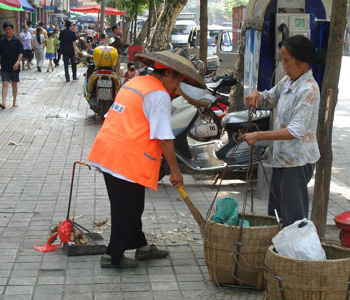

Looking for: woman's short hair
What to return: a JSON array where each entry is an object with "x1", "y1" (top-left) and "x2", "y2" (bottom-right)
[{"x1": 279, "y1": 35, "x2": 326, "y2": 65}]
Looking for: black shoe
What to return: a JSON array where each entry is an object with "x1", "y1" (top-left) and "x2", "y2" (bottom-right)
[
  {"x1": 73, "y1": 77, "x2": 78, "y2": 80},
  {"x1": 135, "y1": 245, "x2": 169, "y2": 261},
  {"x1": 66, "y1": 79, "x2": 70, "y2": 82},
  {"x1": 38, "y1": 67, "x2": 41, "y2": 72},
  {"x1": 100, "y1": 255, "x2": 139, "y2": 268}
]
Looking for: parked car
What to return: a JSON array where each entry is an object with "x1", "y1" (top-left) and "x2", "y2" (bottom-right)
[
  {"x1": 186, "y1": 25, "x2": 227, "y2": 74},
  {"x1": 216, "y1": 28, "x2": 241, "y2": 75},
  {"x1": 187, "y1": 26, "x2": 241, "y2": 75},
  {"x1": 170, "y1": 20, "x2": 197, "y2": 48}
]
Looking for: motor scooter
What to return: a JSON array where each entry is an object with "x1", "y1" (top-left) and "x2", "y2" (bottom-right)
[
  {"x1": 159, "y1": 81, "x2": 270, "y2": 181},
  {"x1": 83, "y1": 46, "x2": 119, "y2": 121}
]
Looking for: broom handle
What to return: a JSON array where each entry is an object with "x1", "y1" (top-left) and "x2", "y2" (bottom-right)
[{"x1": 178, "y1": 187, "x2": 206, "y2": 235}]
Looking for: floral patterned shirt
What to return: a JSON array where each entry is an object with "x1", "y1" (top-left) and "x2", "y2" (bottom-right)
[{"x1": 259, "y1": 69, "x2": 320, "y2": 168}]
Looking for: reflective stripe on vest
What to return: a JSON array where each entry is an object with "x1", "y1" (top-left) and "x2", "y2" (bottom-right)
[{"x1": 87, "y1": 76, "x2": 167, "y2": 191}]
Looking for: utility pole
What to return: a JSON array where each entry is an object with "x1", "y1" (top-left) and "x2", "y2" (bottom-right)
[
  {"x1": 100, "y1": 0, "x2": 105, "y2": 36},
  {"x1": 199, "y1": 0, "x2": 208, "y2": 77}
]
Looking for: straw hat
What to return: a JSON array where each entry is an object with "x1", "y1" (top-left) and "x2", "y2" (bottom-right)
[{"x1": 135, "y1": 48, "x2": 206, "y2": 89}]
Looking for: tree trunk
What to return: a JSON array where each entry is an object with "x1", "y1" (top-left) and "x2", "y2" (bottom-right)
[
  {"x1": 147, "y1": 0, "x2": 189, "y2": 52},
  {"x1": 134, "y1": 7, "x2": 138, "y2": 43},
  {"x1": 110, "y1": 1, "x2": 116, "y2": 27},
  {"x1": 311, "y1": 0, "x2": 347, "y2": 238},
  {"x1": 123, "y1": 16, "x2": 133, "y2": 44},
  {"x1": 228, "y1": 26, "x2": 246, "y2": 112},
  {"x1": 147, "y1": 0, "x2": 155, "y2": 44},
  {"x1": 199, "y1": 0, "x2": 208, "y2": 77},
  {"x1": 134, "y1": 1, "x2": 160, "y2": 46}
]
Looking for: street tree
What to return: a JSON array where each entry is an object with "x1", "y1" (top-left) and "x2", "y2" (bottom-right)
[
  {"x1": 134, "y1": 1, "x2": 163, "y2": 46},
  {"x1": 311, "y1": 0, "x2": 348, "y2": 238},
  {"x1": 147, "y1": 0, "x2": 189, "y2": 52}
]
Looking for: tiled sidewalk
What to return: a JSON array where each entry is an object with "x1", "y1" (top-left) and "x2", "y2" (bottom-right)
[{"x1": 0, "y1": 62, "x2": 349, "y2": 300}]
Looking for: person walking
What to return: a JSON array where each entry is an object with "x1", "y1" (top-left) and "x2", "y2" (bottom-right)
[
  {"x1": 0, "y1": 22, "x2": 23, "y2": 109},
  {"x1": 20, "y1": 25, "x2": 33, "y2": 70},
  {"x1": 87, "y1": 48, "x2": 205, "y2": 268},
  {"x1": 242, "y1": 35, "x2": 327, "y2": 228},
  {"x1": 59, "y1": 20, "x2": 77, "y2": 82},
  {"x1": 45, "y1": 32, "x2": 55, "y2": 72},
  {"x1": 32, "y1": 27, "x2": 45, "y2": 72},
  {"x1": 53, "y1": 27, "x2": 61, "y2": 67},
  {"x1": 85, "y1": 26, "x2": 94, "y2": 44}
]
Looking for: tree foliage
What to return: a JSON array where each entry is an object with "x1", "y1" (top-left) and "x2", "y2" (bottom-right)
[{"x1": 219, "y1": 0, "x2": 248, "y2": 20}]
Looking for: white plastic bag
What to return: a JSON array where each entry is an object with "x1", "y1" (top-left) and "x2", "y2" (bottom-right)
[{"x1": 272, "y1": 218, "x2": 326, "y2": 260}]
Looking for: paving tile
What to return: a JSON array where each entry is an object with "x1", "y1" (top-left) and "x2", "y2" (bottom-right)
[
  {"x1": 151, "y1": 281, "x2": 179, "y2": 291},
  {"x1": 5, "y1": 285, "x2": 34, "y2": 295},
  {"x1": 94, "y1": 293, "x2": 123, "y2": 300}
]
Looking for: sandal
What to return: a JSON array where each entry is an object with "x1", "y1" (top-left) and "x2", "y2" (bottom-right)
[{"x1": 0, "y1": 104, "x2": 6, "y2": 109}]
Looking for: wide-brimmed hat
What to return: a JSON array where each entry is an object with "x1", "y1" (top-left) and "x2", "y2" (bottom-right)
[{"x1": 135, "y1": 48, "x2": 205, "y2": 89}]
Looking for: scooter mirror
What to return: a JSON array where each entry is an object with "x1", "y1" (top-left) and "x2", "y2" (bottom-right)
[
  {"x1": 196, "y1": 60, "x2": 205, "y2": 73},
  {"x1": 178, "y1": 82, "x2": 216, "y2": 108}
]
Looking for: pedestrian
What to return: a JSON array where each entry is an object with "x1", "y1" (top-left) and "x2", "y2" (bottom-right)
[
  {"x1": 242, "y1": 35, "x2": 327, "y2": 228},
  {"x1": 0, "y1": 22, "x2": 23, "y2": 109},
  {"x1": 85, "y1": 26, "x2": 94, "y2": 44},
  {"x1": 99, "y1": 33, "x2": 107, "y2": 46},
  {"x1": 109, "y1": 25, "x2": 124, "y2": 53},
  {"x1": 59, "y1": 20, "x2": 78, "y2": 82},
  {"x1": 87, "y1": 48, "x2": 205, "y2": 268},
  {"x1": 34, "y1": 21, "x2": 47, "y2": 38},
  {"x1": 31, "y1": 27, "x2": 45, "y2": 72},
  {"x1": 53, "y1": 27, "x2": 61, "y2": 67},
  {"x1": 27, "y1": 20, "x2": 34, "y2": 35},
  {"x1": 45, "y1": 32, "x2": 55, "y2": 72},
  {"x1": 20, "y1": 25, "x2": 33, "y2": 70},
  {"x1": 47, "y1": 21, "x2": 55, "y2": 34},
  {"x1": 123, "y1": 61, "x2": 138, "y2": 85}
]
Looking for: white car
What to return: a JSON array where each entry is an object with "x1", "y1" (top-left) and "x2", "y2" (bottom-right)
[{"x1": 170, "y1": 20, "x2": 197, "y2": 48}]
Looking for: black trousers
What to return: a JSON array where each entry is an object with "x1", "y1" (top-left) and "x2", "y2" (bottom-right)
[
  {"x1": 63, "y1": 54, "x2": 77, "y2": 81},
  {"x1": 103, "y1": 172, "x2": 148, "y2": 265},
  {"x1": 268, "y1": 164, "x2": 315, "y2": 228},
  {"x1": 54, "y1": 48, "x2": 61, "y2": 66}
]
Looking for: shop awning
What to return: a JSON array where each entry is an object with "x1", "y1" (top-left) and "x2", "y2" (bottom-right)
[
  {"x1": 70, "y1": 5, "x2": 124, "y2": 16},
  {"x1": 19, "y1": 0, "x2": 34, "y2": 12},
  {"x1": 0, "y1": 0, "x2": 24, "y2": 10}
]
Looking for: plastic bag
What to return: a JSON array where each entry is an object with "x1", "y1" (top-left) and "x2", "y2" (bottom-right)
[
  {"x1": 34, "y1": 219, "x2": 73, "y2": 253},
  {"x1": 272, "y1": 218, "x2": 326, "y2": 260},
  {"x1": 212, "y1": 197, "x2": 249, "y2": 227}
]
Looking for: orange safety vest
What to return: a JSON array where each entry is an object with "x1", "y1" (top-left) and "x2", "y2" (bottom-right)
[{"x1": 87, "y1": 75, "x2": 168, "y2": 191}]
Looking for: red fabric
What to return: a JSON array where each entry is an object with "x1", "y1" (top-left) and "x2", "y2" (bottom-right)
[
  {"x1": 154, "y1": 62, "x2": 169, "y2": 69},
  {"x1": 34, "y1": 219, "x2": 73, "y2": 253},
  {"x1": 70, "y1": 5, "x2": 124, "y2": 15},
  {"x1": 0, "y1": 0, "x2": 21, "y2": 8}
]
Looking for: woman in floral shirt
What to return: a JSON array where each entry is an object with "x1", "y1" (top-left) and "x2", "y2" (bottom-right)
[{"x1": 243, "y1": 35, "x2": 326, "y2": 227}]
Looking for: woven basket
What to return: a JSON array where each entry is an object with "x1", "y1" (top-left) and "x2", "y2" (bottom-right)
[
  {"x1": 264, "y1": 244, "x2": 350, "y2": 300},
  {"x1": 204, "y1": 213, "x2": 279, "y2": 289}
]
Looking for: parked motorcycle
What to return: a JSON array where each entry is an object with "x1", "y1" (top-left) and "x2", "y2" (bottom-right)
[
  {"x1": 159, "y1": 81, "x2": 270, "y2": 180},
  {"x1": 83, "y1": 46, "x2": 119, "y2": 121}
]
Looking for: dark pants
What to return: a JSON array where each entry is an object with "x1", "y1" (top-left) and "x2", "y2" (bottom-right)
[
  {"x1": 63, "y1": 54, "x2": 77, "y2": 81},
  {"x1": 54, "y1": 48, "x2": 61, "y2": 66},
  {"x1": 103, "y1": 172, "x2": 148, "y2": 265},
  {"x1": 268, "y1": 164, "x2": 315, "y2": 228}
]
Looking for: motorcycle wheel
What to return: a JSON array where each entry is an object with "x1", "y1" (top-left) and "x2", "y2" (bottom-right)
[{"x1": 99, "y1": 101, "x2": 111, "y2": 122}]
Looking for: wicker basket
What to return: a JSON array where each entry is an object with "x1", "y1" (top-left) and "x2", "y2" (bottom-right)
[
  {"x1": 264, "y1": 244, "x2": 350, "y2": 300},
  {"x1": 204, "y1": 213, "x2": 279, "y2": 289}
]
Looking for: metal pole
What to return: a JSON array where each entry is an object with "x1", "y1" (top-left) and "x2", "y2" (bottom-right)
[{"x1": 100, "y1": 0, "x2": 105, "y2": 36}]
